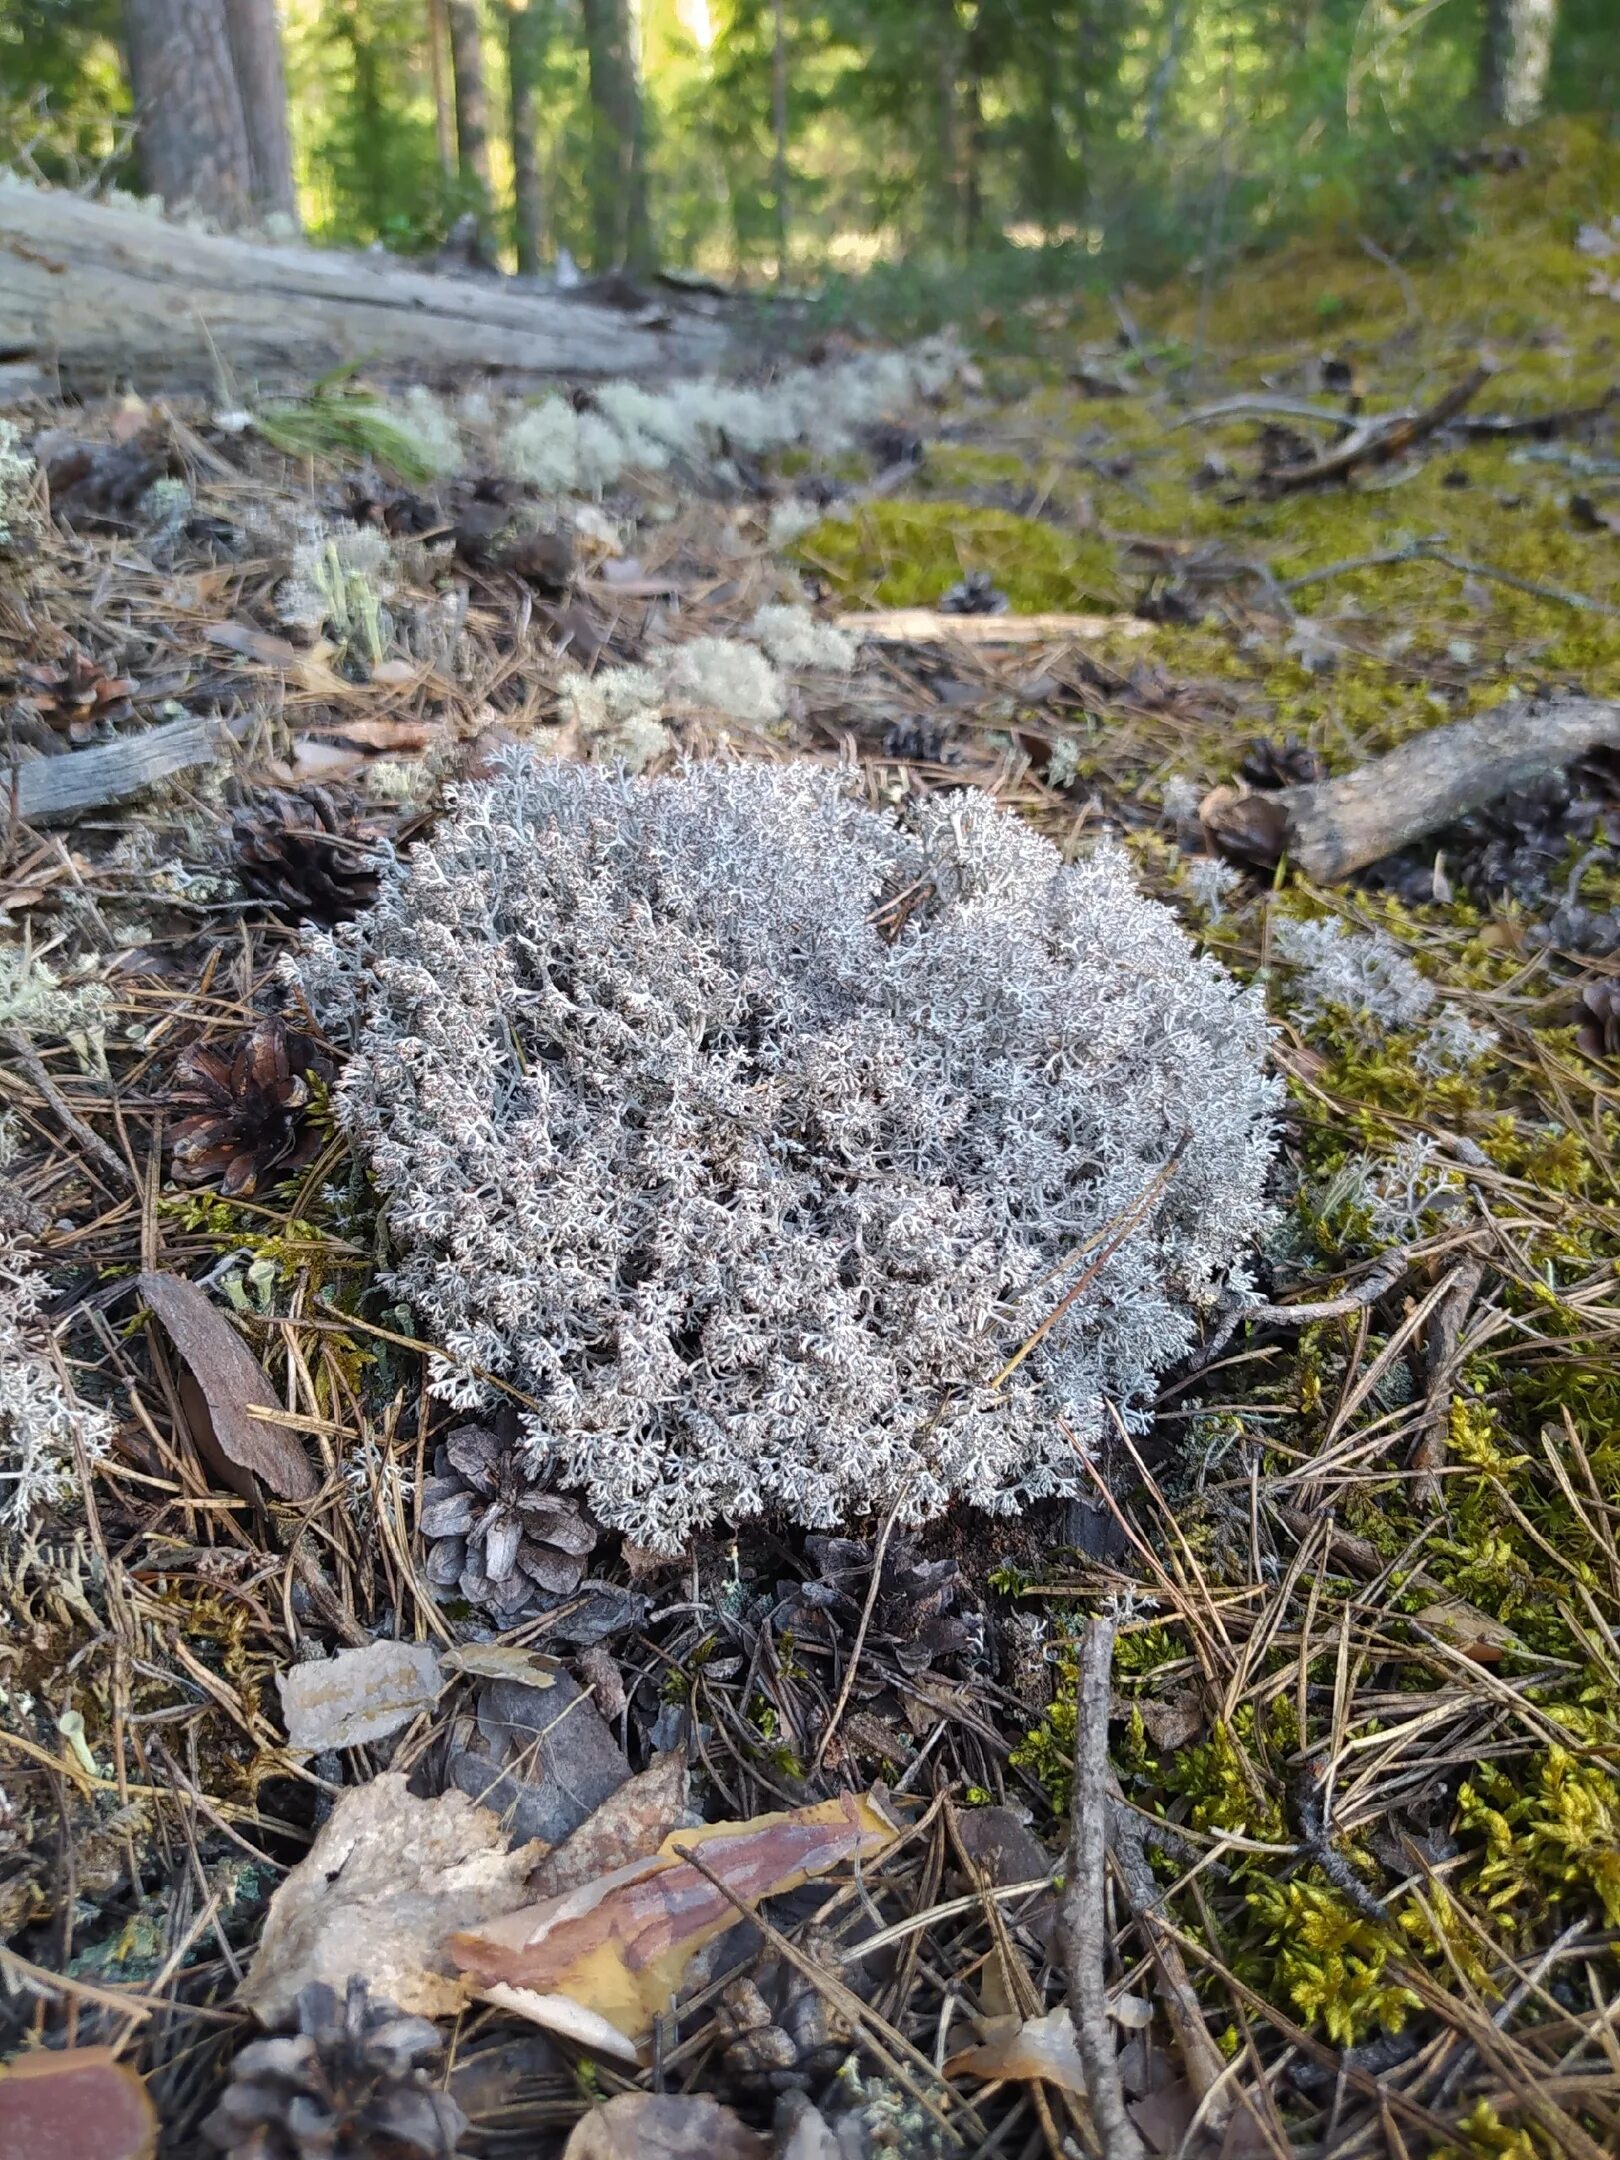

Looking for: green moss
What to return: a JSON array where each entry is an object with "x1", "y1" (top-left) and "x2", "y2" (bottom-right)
[
  {"x1": 794, "y1": 499, "x2": 1121, "y2": 611},
  {"x1": 1246, "y1": 1879, "x2": 1420, "y2": 2048},
  {"x1": 1459, "y1": 1749, "x2": 1620, "y2": 1934}
]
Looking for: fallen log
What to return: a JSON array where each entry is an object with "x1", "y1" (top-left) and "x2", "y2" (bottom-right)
[
  {"x1": 1202, "y1": 693, "x2": 1620, "y2": 882},
  {"x1": 0, "y1": 183, "x2": 730, "y2": 396}
]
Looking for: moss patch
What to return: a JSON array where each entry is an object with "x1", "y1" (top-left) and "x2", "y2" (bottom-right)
[{"x1": 794, "y1": 498, "x2": 1121, "y2": 611}]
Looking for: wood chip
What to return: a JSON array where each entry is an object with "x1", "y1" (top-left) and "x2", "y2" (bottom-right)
[{"x1": 837, "y1": 609, "x2": 1151, "y2": 645}]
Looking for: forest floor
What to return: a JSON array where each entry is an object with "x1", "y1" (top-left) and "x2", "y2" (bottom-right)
[{"x1": 5, "y1": 118, "x2": 1620, "y2": 2160}]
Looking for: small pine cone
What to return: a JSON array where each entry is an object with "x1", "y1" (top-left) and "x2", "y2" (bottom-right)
[
  {"x1": 1578, "y1": 980, "x2": 1620, "y2": 1061},
  {"x1": 1238, "y1": 736, "x2": 1321, "y2": 791},
  {"x1": 718, "y1": 1930, "x2": 854, "y2": 2096},
  {"x1": 421, "y1": 1423, "x2": 596, "y2": 1618},
  {"x1": 203, "y1": 1977, "x2": 464, "y2": 2158},
  {"x1": 938, "y1": 571, "x2": 1009, "y2": 616},
  {"x1": 232, "y1": 786, "x2": 386, "y2": 925},
  {"x1": 170, "y1": 1016, "x2": 333, "y2": 1198}
]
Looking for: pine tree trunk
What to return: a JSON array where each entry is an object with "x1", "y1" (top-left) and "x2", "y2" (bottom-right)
[
  {"x1": 505, "y1": 0, "x2": 549, "y2": 275},
  {"x1": 771, "y1": 0, "x2": 789, "y2": 279},
  {"x1": 446, "y1": 0, "x2": 495, "y2": 229},
  {"x1": 122, "y1": 0, "x2": 256, "y2": 226},
  {"x1": 428, "y1": 0, "x2": 458, "y2": 176},
  {"x1": 581, "y1": 0, "x2": 652, "y2": 270},
  {"x1": 1481, "y1": 0, "x2": 1559, "y2": 126},
  {"x1": 223, "y1": 0, "x2": 299, "y2": 224}
]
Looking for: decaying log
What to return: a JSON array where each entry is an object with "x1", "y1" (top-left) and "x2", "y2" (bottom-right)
[
  {"x1": 1204, "y1": 694, "x2": 1620, "y2": 882},
  {"x1": 0, "y1": 183, "x2": 730, "y2": 395}
]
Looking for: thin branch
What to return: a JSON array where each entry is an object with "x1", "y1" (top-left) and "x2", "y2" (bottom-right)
[{"x1": 1057, "y1": 1611, "x2": 1144, "y2": 2160}]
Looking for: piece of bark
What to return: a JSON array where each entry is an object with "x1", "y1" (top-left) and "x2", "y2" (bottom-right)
[
  {"x1": 8, "y1": 717, "x2": 228, "y2": 827},
  {"x1": 0, "y1": 184, "x2": 729, "y2": 396},
  {"x1": 1217, "y1": 694, "x2": 1620, "y2": 883},
  {"x1": 240, "y1": 1773, "x2": 543, "y2": 2022}
]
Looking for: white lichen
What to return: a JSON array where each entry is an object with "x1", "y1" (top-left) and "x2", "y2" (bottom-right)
[
  {"x1": 1, "y1": 1233, "x2": 114, "y2": 1529},
  {"x1": 1271, "y1": 915, "x2": 1437, "y2": 1029},
  {"x1": 294, "y1": 756, "x2": 1279, "y2": 1550},
  {"x1": 499, "y1": 340, "x2": 960, "y2": 501},
  {"x1": 277, "y1": 521, "x2": 397, "y2": 663},
  {"x1": 1182, "y1": 856, "x2": 1244, "y2": 922},
  {"x1": 659, "y1": 636, "x2": 785, "y2": 724},
  {"x1": 0, "y1": 419, "x2": 36, "y2": 546},
  {"x1": 749, "y1": 603, "x2": 859, "y2": 673}
]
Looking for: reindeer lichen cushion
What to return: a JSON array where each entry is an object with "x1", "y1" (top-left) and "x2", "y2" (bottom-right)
[{"x1": 294, "y1": 755, "x2": 1278, "y2": 1549}]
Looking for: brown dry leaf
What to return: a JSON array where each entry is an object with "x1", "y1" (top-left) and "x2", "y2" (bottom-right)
[
  {"x1": 205, "y1": 620, "x2": 347, "y2": 694},
  {"x1": 528, "y1": 1747, "x2": 689, "y2": 1899},
  {"x1": 278, "y1": 1639, "x2": 443, "y2": 1752},
  {"x1": 240, "y1": 1771, "x2": 543, "y2": 2021},
  {"x1": 562, "y1": 2094, "x2": 768, "y2": 2160},
  {"x1": 138, "y1": 1270, "x2": 318, "y2": 1501},
  {"x1": 0, "y1": 2046, "x2": 157, "y2": 2160},
  {"x1": 440, "y1": 1642, "x2": 562, "y2": 1688},
  {"x1": 1129, "y1": 1689, "x2": 1206, "y2": 1753},
  {"x1": 945, "y1": 2006, "x2": 1087, "y2": 2097},
  {"x1": 306, "y1": 714, "x2": 437, "y2": 751},
  {"x1": 1415, "y1": 1597, "x2": 1525, "y2": 1663},
  {"x1": 451, "y1": 1788, "x2": 897, "y2": 2048},
  {"x1": 267, "y1": 738, "x2": 370, "y2": 785}
]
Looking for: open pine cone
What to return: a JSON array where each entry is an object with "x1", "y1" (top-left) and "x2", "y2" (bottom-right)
[
  {"x1": 171, "y1": 1016, "x2": 333, "y2": 1198},
  {"x1": 204, "y1": 1977, "x2": 464, "y2": 2158},
  {"x1": 232, "y1": 785, "x2": 386, "y2": 925},
  {"x1": 421, "y1": 1423, "x2": 597, "y2": 1618}
]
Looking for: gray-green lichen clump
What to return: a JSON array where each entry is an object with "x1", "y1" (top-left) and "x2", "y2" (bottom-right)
[{"x1": 293, "y1": 756, "x2": 1279, "y2": 1549}]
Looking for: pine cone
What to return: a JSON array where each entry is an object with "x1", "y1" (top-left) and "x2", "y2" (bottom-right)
[
  {"x1": 12, "y1": 649, "x2": 138, "y2": 741},
  {"x1": 232, "y1": 787, "x2": 385, "y2": 925},
  {"x1": 1239, "y1": 736, "x2": 1322, "y2": 791},
  {"x1": 421, "y1": 1423, "x2": 597, "y2": 1618},
  {"x1": 204, "y1": 1977, "x2": 464, "y2": 2158},
  {"x1": 792, "y1": 1535, "x2": 983, "y2": 1676},
  {"x1": 938, "y1": 571, "x2": 1009, "y2": 616},
  {"x1": 171, "y1": 1017, "x2": 333, "y2": 1198},
  {"x1": 1578, "y1": 980, "x2": 1620, "y2": 1061},
  {"x1": 717, "y1": 1928, "x2": 854, "y2": 2096}
]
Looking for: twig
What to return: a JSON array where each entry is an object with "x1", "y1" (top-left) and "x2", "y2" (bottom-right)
[
  {"x1": 1057, "y1": 1611, "x2": 1144, "y2": 2160},
  {"x1": 991, "y1": 1136, "x2": 1189, "y2": 1390},
  {"x1": 3, "y1": 1029, "x2": 136, "y2": 1191},
  {"x1": 1410, "y1": 1255, "x2": 1486, "y2": 1510},
  {"x1": 1193, "y1": 1245, "x2": 1417, "y2": 1368},
  {"x1": 1258, "y1": 365, "x2": 1490, "y2": 491},
  {"x1": 1280, "y1": 535, "x2": 1612, "y2": 615},
  {"x1": 811, "y1": 1482, "x2": 910, "y2": 1775},
  {"x1": 1105, "y1": 1782, "x2": 1235, "y2": 2135},
  {"x1": 1358, "y1": 233, "x2": 1421, "y2": 323}
]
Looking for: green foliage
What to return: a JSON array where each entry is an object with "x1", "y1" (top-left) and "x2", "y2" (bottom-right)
[{"x1": 253, "y1": 381, "x2": 445, "y2": 487}]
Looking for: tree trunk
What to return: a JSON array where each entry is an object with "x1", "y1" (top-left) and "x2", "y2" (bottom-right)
[
  {"x1": 1480, "y1": 0, "x2": 1559, "y2": 126},
  {"x1": 581, "y1": 0, "x2": 652, "y2": 270},
  {"x1": 505, "y1": 0, "x2": 550, "y2": 275},
  {"x1": 771, "y1": 0, "x2": 789, "y2": 280},
  {"x1": 122, "y1": 0, "x2": 256, "y2": 227},
  {"x1": 223, "y1": 0, "x2": 299, "y2": 224},
  {"x1": 0, "y1": 183, "x2": 729, "y2": 395},
  {"x1": 428, "y1": 0, "x2": 458, "y2": 177},
  {"x1": 446, "y1": 0, "x2": 495, "y2": 230}
]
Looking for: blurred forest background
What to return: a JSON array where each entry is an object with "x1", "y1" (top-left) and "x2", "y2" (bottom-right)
[{"x1": 1, "y1": 2, "x2": 1616, "y2": 319}]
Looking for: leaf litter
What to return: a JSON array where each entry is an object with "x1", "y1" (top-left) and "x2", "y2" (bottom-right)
[{"x1": 8, "y1": 125, "x2": 1620, "y2": 2157}]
